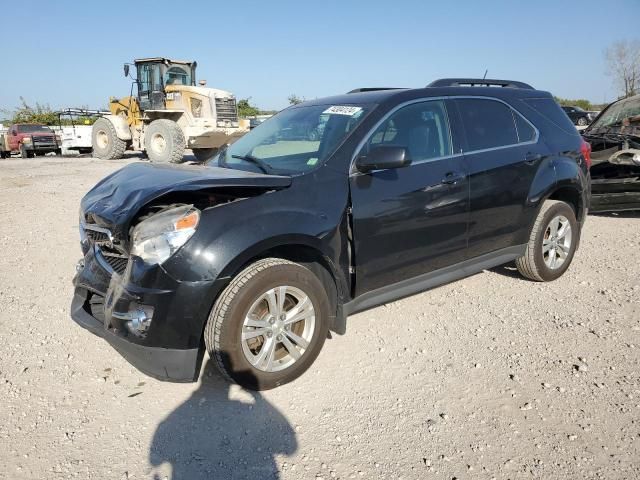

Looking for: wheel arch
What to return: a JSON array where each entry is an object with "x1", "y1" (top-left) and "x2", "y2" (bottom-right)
[
  {"x1": 100, "y1": 115, "x2": 132, "y2": 141},
  {"x1": 206, "y1": 236, "x2": 347, "y2": 337}
]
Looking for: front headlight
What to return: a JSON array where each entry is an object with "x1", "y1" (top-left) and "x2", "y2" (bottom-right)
[
  {"x1": 130, "y1": 205, "x2": 200, "y2": 265},
  {"x1": 22, "y1": 137, "x2": 32, "y2": 144}
]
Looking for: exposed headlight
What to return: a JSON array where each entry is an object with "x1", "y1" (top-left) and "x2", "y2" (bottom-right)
[
  {"x1": 22, "y1": 137, "x2": 32, "y2": 144},
  {"x1": 130, "y1": 205, "x2": 200, "y2": 265}
]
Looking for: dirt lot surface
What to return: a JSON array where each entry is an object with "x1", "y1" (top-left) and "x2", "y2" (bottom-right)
[{"x1": 1, "y1": 156, "x2": 639, "y2": 480}]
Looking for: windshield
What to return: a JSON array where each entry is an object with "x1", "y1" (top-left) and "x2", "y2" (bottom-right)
[
  {"x1": 18, "y1": 124, "x2": 52, "y2": 133},
  {"x1": 214, "y1": 104, "x2": 371, "y2": 174},
  {"x1": 590, "y1": 96, "x2": 640, "y2": 129},
  {"x1": 165, "y1": 65, "x2": 191, "y2": 86}
]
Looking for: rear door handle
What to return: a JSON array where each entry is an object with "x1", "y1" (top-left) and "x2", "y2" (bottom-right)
[
  {"x1": 441, "y1": 171, "x2": 466, "y2": 185},
  {"x1": 524, "y1": 153, "x2": 542, "y2": 164}
]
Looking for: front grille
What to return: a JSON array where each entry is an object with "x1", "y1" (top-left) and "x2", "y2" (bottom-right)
[
  {"x1": 33, "y1": 135, "x2": 55, "y2": 144},
  {"x1": 86, "y1": 229, "x2": 109, "y2": 243},
  {"x1": 100, "y1": 253, "x2": 128, "y2": 275},
  {"x1": 84, "y1": 223, "x2": 129, "y2": 275},
  {"x1": 215, "y1": 97, "x2": 238, "y2": 122}
]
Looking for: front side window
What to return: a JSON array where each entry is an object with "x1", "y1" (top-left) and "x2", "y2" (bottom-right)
[
  {"x1": 456, "y1": 98, "x2": 518, "y2": 151},
  {"x1": 362, "y1": 100, "x2": 452, "y2": 162},
  {"x1": 165, "y1": 66, "x2": 191, "y2": 86},
  {"x1": 216, "y1": 104, "x2": 371, "y2": 175}
]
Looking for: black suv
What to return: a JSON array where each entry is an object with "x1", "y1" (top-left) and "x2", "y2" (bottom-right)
[
  {"x1": 561, "y1": 105, "x2": 595, "y2": 126},
  {"x1": 71, "y1": 78, "x2": 591, "y2": 390}
]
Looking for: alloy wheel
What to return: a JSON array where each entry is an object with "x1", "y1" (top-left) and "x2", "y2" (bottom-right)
[
  {"x1": 241, "y1": 286, "x2": 316, "y2": 372},
  {"x1": 542, "y1": 214, "x2": 572, "y2": 269}
]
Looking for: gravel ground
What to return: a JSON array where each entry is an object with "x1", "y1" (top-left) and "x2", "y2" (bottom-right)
[{"x1": 0, "y1": 156, "x2": 639, "y2": 480}]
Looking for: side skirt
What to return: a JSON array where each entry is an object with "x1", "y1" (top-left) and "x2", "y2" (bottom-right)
[{"x1": 342, "y1": 244, "x2": 526, "y2": 318}]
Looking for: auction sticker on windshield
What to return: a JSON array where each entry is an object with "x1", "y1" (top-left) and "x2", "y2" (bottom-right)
[{"x1": 323, "y1": 106, "x2": 363, "y2": 116}]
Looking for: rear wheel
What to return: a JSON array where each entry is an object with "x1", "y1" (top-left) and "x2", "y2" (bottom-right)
[
  {"x1": 516, "y1": 200, "x2": 578, "y2": 282},
  {"x1": 92, "y1": 117, "x2": 127, "y2": 160},
  {"x1": 144, "y1": 119, "x2": 185, "y2": 163},
  {"x1": 205, "y1": 258, "x2": 329, "y2": 390},
  {"x1": 192, "y1": 147, "x2": 219, "y2": 163},
  {"x1": 577, "y1": 116, "x2": 588, "y2": 126}
]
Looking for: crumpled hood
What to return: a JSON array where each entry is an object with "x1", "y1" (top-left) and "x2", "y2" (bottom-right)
[{"x1": 81, "y1": 162, "x2": 291, "y2": 236}]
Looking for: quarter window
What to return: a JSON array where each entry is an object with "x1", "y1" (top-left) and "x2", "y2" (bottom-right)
[
  {"x1": 456, "y1": 98, "x2": 519, "y2": 151},
  {"x1": 364, "y1": 100, "x2": 452, "y2": 161},
  {"x1": 513, "y1": 111, "x2": 536, "y2": 142}
]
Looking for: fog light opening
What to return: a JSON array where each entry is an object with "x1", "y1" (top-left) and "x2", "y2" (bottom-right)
[{"x1": 113, "y1": 305, "x2": 154, "y2": 338}]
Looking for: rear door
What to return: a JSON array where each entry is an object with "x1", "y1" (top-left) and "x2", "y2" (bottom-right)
[
  {"x1": 349, "y1": 99, "x2": 469, "y2": 295},
  {"x1": 453, "y1": 97, "x2": 544, "y2": 258}
]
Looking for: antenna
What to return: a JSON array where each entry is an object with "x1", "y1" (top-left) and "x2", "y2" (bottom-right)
[{"x1": 482, "y1": 69, "x2": 488, "y2": 80}]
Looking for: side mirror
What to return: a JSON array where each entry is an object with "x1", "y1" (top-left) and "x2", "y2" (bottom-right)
[
  {"x1": 355, "y1": 145, "x2": 411, "y2": 173},
  {"x1": 123, "y1": 64, "x2": 130, "y2": 77}
]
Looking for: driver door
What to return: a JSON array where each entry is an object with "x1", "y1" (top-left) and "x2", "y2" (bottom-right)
[{"x1": 349, "y1": 99, "x2": 469, "y2": 295}]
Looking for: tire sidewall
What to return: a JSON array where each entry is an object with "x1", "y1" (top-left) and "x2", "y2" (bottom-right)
[
  {"x1": 214, "y1": 263, "x2": 329, "y2": 390},
  {"x1": 533, "y1": 202, "x2": 578, "y2": 281},
  {"x1": 144, "y1": 120, "x2": 184, "y2": 163},
  {"x1": 92, "y1": 118, "x2": 114, "y2": 158}
]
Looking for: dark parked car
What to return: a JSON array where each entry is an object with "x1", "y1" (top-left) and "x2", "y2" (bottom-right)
[
  {"x1": 71, "y1": 78, "x2": 591, "y2": 390},
  {"x1": 582, "y1": 94, "x2": 640, "y2": 212},
  {"x1": 561, "y1": 105, "x2": 595, "y2": 126}
]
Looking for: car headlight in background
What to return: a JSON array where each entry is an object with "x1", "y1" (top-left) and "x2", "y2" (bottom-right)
[
  {"x1": 130, "y1": 205, "x2": 200, "y2": 265},
  {"x1": 633, "y1": 153, "x2": 640, "y2": 166}
]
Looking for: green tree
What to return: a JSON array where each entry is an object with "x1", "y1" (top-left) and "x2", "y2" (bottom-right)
[
  {"x1": 553, "y1": 96, "x2": 594, "y2": 111},
  {"x1": 287, "y1": 94, "x2": 304, "y2": 105},
  {"x1": 2, "y1": 97, "x2": 59, "y2": 125},
  {"x1": 237, "y1": 98, "x2": 260, "y2": 118}
]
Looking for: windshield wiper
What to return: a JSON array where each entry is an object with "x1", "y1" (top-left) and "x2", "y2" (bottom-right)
[{"x1": 231, "y1": 154, "x2": 273, "y2": 174}]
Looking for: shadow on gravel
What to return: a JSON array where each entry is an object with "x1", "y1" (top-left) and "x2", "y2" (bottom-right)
[
  {"x1": 149, "y1": 359, "x2": 296, "y2": 480},
  {"x1": 489, "y1": 261, "x2": 523, "y2": 279}
]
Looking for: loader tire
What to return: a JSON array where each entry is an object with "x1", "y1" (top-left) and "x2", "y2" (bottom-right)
[
  {"x1": 92, "y1": 117, "x2": 127, "y2": 160},
  {"x1": 192, "y1": 147, "x2": 219, "y2": 163},
  {"x1": 144, "y1": 119, "x2": 185, "y2": 163}
]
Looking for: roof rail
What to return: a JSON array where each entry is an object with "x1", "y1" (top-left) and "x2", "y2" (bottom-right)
[
  {"x1": 427, "y1": 78, "x2": 534, "y2": 90},
  {"x1": 347, "y1": 87, "x2": 404, "y2": 94}
]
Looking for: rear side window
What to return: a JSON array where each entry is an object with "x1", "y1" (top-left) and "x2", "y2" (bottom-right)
[
  {"x1": 455, "y1": 99, "x2": 518, "y2": 151},
  {"x1": 523, "y1": 98, "x2": 578, "y2": 134}
]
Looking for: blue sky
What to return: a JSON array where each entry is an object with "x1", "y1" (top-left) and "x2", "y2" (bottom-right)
[{"x1": 2, "y1": 0, "x2": 638, "y2": 113}]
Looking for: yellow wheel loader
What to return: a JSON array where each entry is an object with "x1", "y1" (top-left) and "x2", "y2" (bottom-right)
[{"x1": 92, "y1": 57, "x2": 247, "y2": 163}]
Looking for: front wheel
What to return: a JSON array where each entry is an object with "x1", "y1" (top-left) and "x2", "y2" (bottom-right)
[
  {"x1": 205, "y1": 258, "x2": 329, "y2": 390},
  {"x1": 577, "y1": 117, "x2": 588, "y2": 126},
  {"x1": 516, "y1": 200, "x2": 578, "y2": 282},
  {"x1": 20, "y1": 145, "x2": 33, "y2": 158},
  {"x1": 144, "y1": 119, "x2": 185, "y2": 163}
]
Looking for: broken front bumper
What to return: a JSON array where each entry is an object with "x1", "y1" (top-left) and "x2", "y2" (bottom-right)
[{"x1": 70, "y1": 246, "x2": 225, "y2": 382}]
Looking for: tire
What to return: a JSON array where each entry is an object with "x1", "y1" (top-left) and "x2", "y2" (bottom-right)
[
  {"x1": 20, "y1": 145, "x2": 32, "y2": 159},
  {"x1": 577, "y1": 117, "x2": 588, "y2": 126},
  {"x1": 516, "y1": 200, "x2": 578, "y2": 282},
  {"x1": 204, "y1": 258, "x2": 330, "y2": 390},
  {"x1": 192, "y1": 147, "x2": 219, "y2": 163},
  {"x1": 92, "y1": 117, "x2": 127, "y2": 160},
  {"x1": 144, "y1": 119, "x2": 185, "y2": 163}
]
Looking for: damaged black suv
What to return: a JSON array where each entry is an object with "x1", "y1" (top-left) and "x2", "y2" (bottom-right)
[{"x1": 72, "y1": 78, "x2": 591, "y2": 390}]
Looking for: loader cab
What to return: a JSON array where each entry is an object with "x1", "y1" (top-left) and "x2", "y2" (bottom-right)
[{"x1": 131, "y1": 58, "x2": 197, "y2": 111}]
